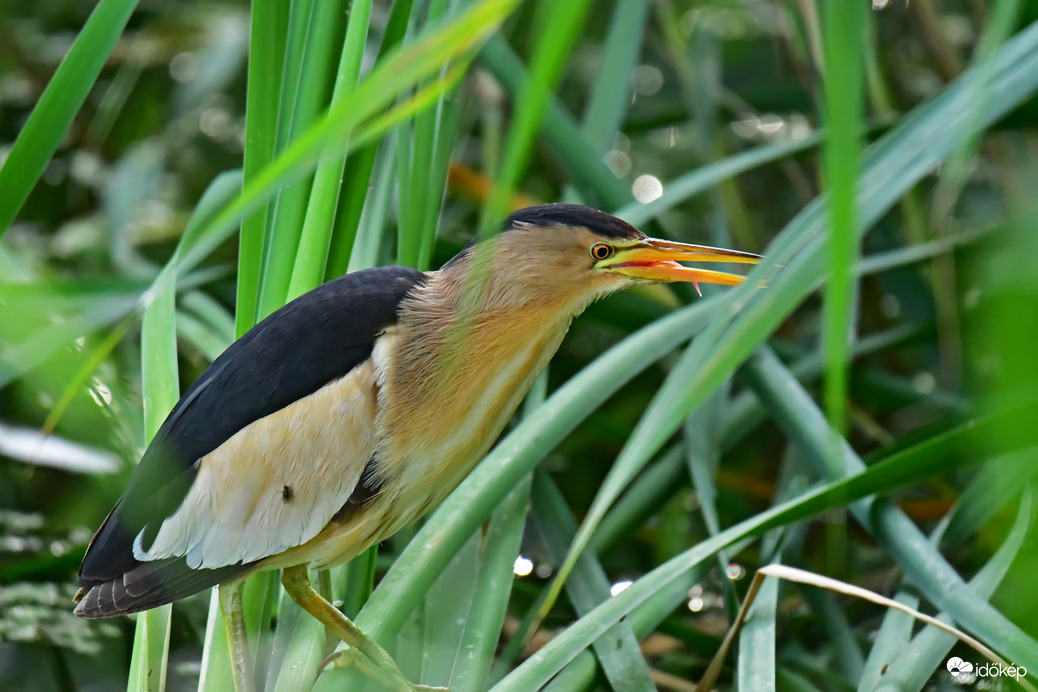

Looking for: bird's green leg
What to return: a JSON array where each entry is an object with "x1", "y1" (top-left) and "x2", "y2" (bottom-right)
[
  {"x1": 281, "y1": 565, "x2": 425, "y2": 692},
  {"x1": 219, "y1": 581, "x2": 254, "y2": 692}
]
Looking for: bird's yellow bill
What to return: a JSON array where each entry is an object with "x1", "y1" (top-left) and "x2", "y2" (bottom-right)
[{"x1": 605, "y1": 237, "x2": 760, "y2": 294}]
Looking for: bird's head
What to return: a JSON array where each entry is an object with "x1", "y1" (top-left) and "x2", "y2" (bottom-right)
[{"x1": 441, "y1": 204, "x2": 760, "y2": 312}]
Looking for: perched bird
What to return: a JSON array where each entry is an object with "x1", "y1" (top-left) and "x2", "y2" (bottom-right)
[{"x1": 75, "y1": 204, "x2": 758, "y2": 690}]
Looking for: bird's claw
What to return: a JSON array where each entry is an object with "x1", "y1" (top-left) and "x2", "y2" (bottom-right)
[
  {"x1": 324, "y1": 648, "x2": 446, "y2": 691},
  {"x1": 320, "y1": 649, "x2": 346, "y2": 671}
]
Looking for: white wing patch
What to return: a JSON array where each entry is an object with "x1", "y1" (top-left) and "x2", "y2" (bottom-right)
[{"x1": 133, "y1": 360, "x2": 378, "y2": 569}]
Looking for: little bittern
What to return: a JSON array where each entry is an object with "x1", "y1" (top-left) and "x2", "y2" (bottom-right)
[{"x1": 75, "y1": 204, "x2": 758, "y2": 690}]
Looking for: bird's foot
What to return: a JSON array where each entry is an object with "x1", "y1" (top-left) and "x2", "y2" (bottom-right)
[
  {"x1": 282, "y1": 566, "x2": 438, "y2": 691},
  {"x1": 325, "y1": 648, "x2": 447, "y2": 690}
]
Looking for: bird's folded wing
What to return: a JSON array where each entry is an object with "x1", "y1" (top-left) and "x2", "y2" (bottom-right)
[
  {"x1": 78, "y1": 267, "x2": 424, "y2": 589},
  {"x1": 135, "y1": 359, "x2": 377, "y2": 568}
]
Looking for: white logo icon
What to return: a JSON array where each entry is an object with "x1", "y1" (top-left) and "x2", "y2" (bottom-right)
[{"x1": 947, "y1": 657, "x2": 975, "y2": 685}]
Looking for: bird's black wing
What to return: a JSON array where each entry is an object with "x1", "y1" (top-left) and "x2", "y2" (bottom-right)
[{"x1": 76, "y1": 266, "x2": 425, "y2": 617}]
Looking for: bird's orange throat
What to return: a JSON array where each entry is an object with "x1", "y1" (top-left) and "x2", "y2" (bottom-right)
[{"x1": 377, "y1": 300, "x2": 573, "y2": 495}]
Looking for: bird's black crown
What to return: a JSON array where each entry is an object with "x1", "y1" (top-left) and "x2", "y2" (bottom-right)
[
  {"x1": 504, "y1": 204, "x2": 643, "y2": 240},
  {"x1": 444, "y1": 204, "x2": 642, "y2": 270}
]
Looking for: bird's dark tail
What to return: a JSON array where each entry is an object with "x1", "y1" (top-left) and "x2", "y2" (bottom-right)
[
  {"x1": 75, "y1": 503, "x2": 253, "y2": 618},
  {"x1": 75, "y1": 557, "x2": 250, "y2": 619}
]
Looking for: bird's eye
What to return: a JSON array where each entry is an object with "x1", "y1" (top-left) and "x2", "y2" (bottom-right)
[{"x1": 591, "y1": 243, "x2": 614, "y2": 261}]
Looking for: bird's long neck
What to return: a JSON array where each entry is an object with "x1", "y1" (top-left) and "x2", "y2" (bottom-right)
[{"x1": 371, "y1": 267, "x2": 581, "y2": 505}]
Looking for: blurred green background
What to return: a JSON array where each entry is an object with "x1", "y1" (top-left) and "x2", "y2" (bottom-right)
[{"x1": 2, "y1": 0, "x2": 1038, "y2": 690}]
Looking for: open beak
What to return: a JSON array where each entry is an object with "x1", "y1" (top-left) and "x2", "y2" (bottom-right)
[{"x1": 603, "y1": 237, "x2": 760, "y2": 294}]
